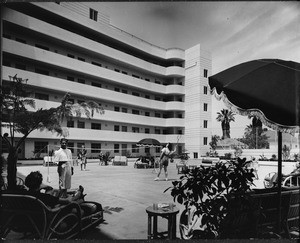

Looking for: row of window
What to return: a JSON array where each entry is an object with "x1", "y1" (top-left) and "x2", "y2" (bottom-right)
[
  {"x1": 5, "y1": 33, "x2": 182, "y2": 86},
  {"x1": 34, "y1": 141, "x2": 160, "y2": 154}
]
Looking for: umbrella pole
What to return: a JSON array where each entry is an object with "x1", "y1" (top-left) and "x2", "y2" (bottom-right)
[{"x1": 277, "y1": 131, "x2": 282, "y2": 234}]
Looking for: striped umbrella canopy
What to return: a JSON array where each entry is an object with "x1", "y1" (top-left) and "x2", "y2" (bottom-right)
[{"x1": 136, "y1": 138, "x2": 161, "y2": 147}]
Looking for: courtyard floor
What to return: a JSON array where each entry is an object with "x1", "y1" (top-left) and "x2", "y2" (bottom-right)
[{"x1": 7, "y1": 159, "x2": 293, "y2": 240}]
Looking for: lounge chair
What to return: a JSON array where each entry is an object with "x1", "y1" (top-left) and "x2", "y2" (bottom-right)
[
  {"x1": 112, "y1": 156, "x2": 128, "y2": 166},
  {"x1": 0, "y1": 193, "x2": 104, "y2": 240}
]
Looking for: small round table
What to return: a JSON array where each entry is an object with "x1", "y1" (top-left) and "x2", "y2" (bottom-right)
[{"x1": 146, "y1": 204, "x2": 179, "y2": 240}]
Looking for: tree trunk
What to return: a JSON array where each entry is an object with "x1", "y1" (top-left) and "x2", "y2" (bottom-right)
[{"x1": 7, "y1": 147, "x2": 18, "y2": 190}]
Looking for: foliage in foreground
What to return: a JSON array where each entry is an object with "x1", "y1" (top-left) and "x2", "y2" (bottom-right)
[{"x1": 165, "y1": 158, "x2": 255, "y2": 238}]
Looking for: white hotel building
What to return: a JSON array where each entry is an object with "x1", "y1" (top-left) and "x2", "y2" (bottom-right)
[{"x1": 1, "y1": 2, "x2": 212, "y2": 159}]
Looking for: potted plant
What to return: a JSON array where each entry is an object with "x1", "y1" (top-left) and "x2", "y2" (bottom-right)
[{"x1": 165, "y1": 157, "x2": 256, "y2": 239}]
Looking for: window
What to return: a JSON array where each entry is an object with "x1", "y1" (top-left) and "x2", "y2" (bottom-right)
[
  {"x1": 114, "y1": 144, "x2": 119, "y2": 153},
  {"x1": 156, "y1": 147, "x2": 160, "y2": 153},
  {"x1": 67, "y1": 76, "x2": 75, "y2": 81},
  {"x1": 91, "y1": 61, "x2": 101, "y2": 67},
  {"x1": 178, "y1": 130, "x2": 183, "y2": 134},
  {"x1": 115, "y1": 88, "x2": 120, "y2": 92},
  {"x1": 35, "y1": 44, "x2": 49, "y2": 51},
  {"x1": 68, "y1": 142, "x2": 74, "y2": 153},
  {"x1": 3, "y1": 60, "x2": 11, "y2": 67},
  {"x1": 204, "y1": 69, "x2": 208, "y2": 78},
  {"x1": 114, "y1": 125, "x2": 120, "y2": 131},
  {"x1": 145, "y1": 147, "x2": 150, "y2": 154},
  {"x1": 122, "y1": 89, "x2": 128, "y2": 94},
  {"x1": 204, "y1": 120, "x2": 208, "y2": 128},
  {"x1": 203, "y1": 137, "x2": 208, "y2": 145},
  {"x1": 68, "y1": 99, "x2": 75, "y2": 104},
  {"x1": 78, "y1": 57, "x2": 85, "y2": 62},
  {"x1": 122, "y1": 108, "x2": 128, "y2": 113},
  {"x1": 35, "y1": 92, "x2": 49, "y2": 101},
  {"x1": 132, "y1": 109, "x2": 139, "y2": 115},
  {"x1": 67, "y1": 120, "x2": 74, "y2": 128},
  {"x1": 67, "y1": 54, "x2": 75, "y2": 58},
  {"x1": 92, "y1": 82, "x2": 102, "y2": 88},
  {"x1": 145, "y1": 112, "x2": 150, "y2": 116},
  {"x1": 145, "y1": 128, "x2": 150, "y2": 134},
  {"x1": 3, "y1": 33, "x2": 11, "y2": 39},
  {"x1": 77, "y1": 121, "x2": 85, "y2": 129},
  {"x1": 132, "y1": 144, "x2": 139, "y2": 153},
  {"x1": 34, "y1": 141, "x2": 48, "y2": 154},
  {"x1": 15, "y1": 63, "x2": 26, "y2": 70},
  {"x1": 155, "y1": 129, "x2": 160, "y2": 134},
  {"x1": 122, "y1": 126, "x2": 127, "y2": 132},
  {"x1": 204, "y1": 103, "x2": 208, "y2": 111},
  {"x1": 122, "y1": 71, "x2": 127, "y2": 75},
  {"x1": 132, "y1": 127, "x2": 139, "y2": 133},
  {"x1": 114, "y1": 106, "x2": 120, "y2": 112},
  {"x1": 132, "y1": 92, "x2": 140, "y2": 97},
  {"x1": 90, "y1": 8, "x2": 98, "y2": 21},
  {"x1": 114, "y1": 69, "x2": 120, "y2": 72},
  {"x1": 155, "y1": 113, "x2": 161, "y2": 118},
  {"x1": 145, "y1": 95, "x2": 150, "y2": 99},
  {"x1": 132, "y1": 74, "x2": 140, "y2": 78},
  {"x1": 78, "y1": 78, "x2": 85, "y2": 84},
  {"x1": 91, "y1": 143, "x2": 101, "y2": 153},
  {"x1": 145, "y1": 78, "x2": 150, "y2": 82},
  {"x1": 155, "y1": 96, "x2": 161, "y2": 101},
  {"x1": 35, "y1": 68, "x2": 49, "y2": 75},
  {"x1": 204, "y1": 86, "x2": 208, "y2": 94},
  {"x1": 194, "y1": 152, "x2": 198, "y2": 159},
  {"x1": 16, "y1": 38, "x2": 26, "y2": 43},
  {"x1": 91, "y1": 123, "x2": 101, "y2": 130}
]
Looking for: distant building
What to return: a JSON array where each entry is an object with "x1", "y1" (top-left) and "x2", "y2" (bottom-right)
[{"x1": 1, "y1": 2, "x2": 212, "y2": 159}]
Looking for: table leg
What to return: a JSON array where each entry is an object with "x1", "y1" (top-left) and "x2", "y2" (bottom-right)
[
  {"x1": 147, "y1": 215, "x2": 151, "y2": 239},
  {"x1": 168, "y1": 215, "x2": 177, "y2": 239},
  {"x1": 153, "y1": 215, "x2": 158, "y2": 239}
]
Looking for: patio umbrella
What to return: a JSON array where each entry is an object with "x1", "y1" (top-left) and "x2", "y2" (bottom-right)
[
  {"x1": 208, "y1": 58, "x2": 300, "y2": 233},
  {"x1": 136, "y1": 138, "x2": 161, "y2": 147}
]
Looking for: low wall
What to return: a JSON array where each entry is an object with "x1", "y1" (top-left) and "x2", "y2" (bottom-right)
[{"x1": 216, "y1": 148, "x2": 299, "y2": 159}]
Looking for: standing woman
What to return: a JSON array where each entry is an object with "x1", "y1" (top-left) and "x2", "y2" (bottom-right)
[
  {"x1": 78, "y1": 145, "x2": 87, "y2": 171},
  {"x1": 154, "y1": 142, "x2": 177, "y2": 181},
  {"x1": 54, "y1": 138, "x2": 73, "y2": 198}
]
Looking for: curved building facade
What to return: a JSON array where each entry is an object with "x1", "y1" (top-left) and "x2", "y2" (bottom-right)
[{"x1": 1, "y1": 2, "x2": 212, "y2": 159}]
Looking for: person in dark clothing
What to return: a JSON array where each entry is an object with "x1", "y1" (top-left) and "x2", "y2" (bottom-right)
[{"x1": 24, "y1": 171, "x2": 84, "y2": 207}]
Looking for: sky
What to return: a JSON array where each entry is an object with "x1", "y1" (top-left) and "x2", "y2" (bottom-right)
[{"x1": 89, "y1": 2, "x2": 300, "y2": 138}]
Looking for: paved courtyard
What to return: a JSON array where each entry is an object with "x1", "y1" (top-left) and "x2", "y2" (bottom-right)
[{"x1": 11, "y1": 160, "x2": 296, "y2": 240}]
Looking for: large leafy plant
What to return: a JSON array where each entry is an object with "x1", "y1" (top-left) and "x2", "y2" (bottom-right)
[
  {"x1": 1, "y1": 75, "x2": 104, "y2": 190},
  {"x1": 165, "y1": 157, "x2": 255, "y2": 239}
]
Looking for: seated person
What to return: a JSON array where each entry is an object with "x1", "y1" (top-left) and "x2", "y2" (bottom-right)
[
  {"x1": 23, "y1": 171, "x2": 98, "y2": 217},
  {"x1": 24, "y1": 171, "x2": 85, "y2": 208}
]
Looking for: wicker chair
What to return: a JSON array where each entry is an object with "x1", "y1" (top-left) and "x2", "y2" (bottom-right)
[{"x1": 0, "y1": 193, "x2": 103, "y2": 240}]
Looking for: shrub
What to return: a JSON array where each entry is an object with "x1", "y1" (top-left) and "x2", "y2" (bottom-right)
[{"x1": 165, "y1": 157, "x2": 255, "y2": 239}]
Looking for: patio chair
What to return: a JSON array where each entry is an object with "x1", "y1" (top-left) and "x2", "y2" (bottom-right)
[
  {"x1": 1, "y1": 176, "x2": 25, "y2": 190},
  {"x1": 0, "y1": 193, "x2": 104, "y2": 240}
]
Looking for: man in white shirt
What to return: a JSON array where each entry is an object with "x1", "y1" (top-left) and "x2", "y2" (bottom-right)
[{"x1": 54, "y1": 138, "x2": 73, "y2": 198}]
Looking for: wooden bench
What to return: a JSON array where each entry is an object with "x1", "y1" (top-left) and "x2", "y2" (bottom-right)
[{"x1": 0, "y1": 193, "x2": 104, "y2": 240}]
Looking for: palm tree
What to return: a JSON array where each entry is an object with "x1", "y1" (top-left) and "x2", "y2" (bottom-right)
[
  {"x1": 216, "y1": 109, "x2": 235, "y2": 139},
  {"x1": 1, "y1": 75, "x2": 104, "y2": 189},
  {"x1": 247, "y1": 115, "x2": 263, "y2": 149}
]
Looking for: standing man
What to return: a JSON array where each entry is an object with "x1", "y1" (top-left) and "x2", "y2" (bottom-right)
[
  {"x1": 78, "y1": 145, "x2": 87, "y2": 171},
  {"x1": 54, "y1": 138, "x2": 73, "y2": 198}
]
